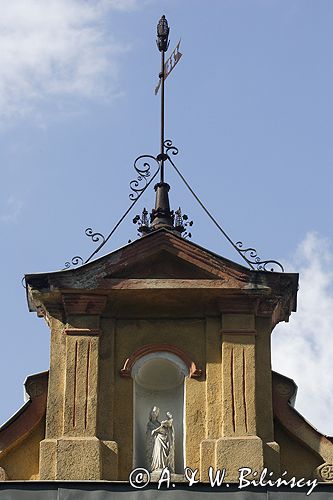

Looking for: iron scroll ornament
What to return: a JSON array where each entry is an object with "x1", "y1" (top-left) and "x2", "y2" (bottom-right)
[
  {"x1": 64, "y1": 255, "x2": 84, "y2": 269},
  {"x1": 129, "y1": 154, "x2": 158, "y2": 201},
  {"x1": 235, "y1": 242, "x2": 284, "y2": 272},
  {"x1": 85, "y1": 227, "x2": 105, "y2": 245},
  {"x1": 164, "y1": 139, "x2": 179, "y2": 157},
  {"x1": 63, "y1": 154, "x2": 160, "y2": 268}
]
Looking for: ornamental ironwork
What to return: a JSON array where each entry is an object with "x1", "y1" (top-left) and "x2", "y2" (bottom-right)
[{"x1": 63, "y1": 15, "x2": 284, "y2": 274}]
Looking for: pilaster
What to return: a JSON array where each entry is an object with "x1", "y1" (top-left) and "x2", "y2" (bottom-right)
[
  {"x1": 39, "y1": 293, "x2": 118, "y2": 480},
  {"x1": 200, "y1": 307, "x2": 281, "y2": 482}
]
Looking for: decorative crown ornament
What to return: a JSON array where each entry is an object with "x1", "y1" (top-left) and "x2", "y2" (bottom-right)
[{"x1": 156, "y1": 15, "x2": 170, "y2": 52}]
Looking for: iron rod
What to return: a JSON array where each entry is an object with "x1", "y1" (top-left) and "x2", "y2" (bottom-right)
[
  {"x1": 167, "y1": 155, "x2": 256, "y2": 270},
  {"x1": 160, "y1": 50, "x2": 165, "y2": 182}
]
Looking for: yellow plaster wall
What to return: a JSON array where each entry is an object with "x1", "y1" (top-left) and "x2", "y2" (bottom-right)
[
  {"x1": 0, "y1": 418, "x2": 45, "y2": 480},
  {"x1": 274, "y1": 421, "x2": 322, "y2": 479}
]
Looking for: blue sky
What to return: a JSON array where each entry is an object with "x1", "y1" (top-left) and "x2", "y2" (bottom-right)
[{"x1": 1, "y1": 0, "x2": 333, "y2": 435}]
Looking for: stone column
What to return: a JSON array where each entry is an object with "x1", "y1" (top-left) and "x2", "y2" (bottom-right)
[{"x1": 39, "y1": 294, "x2": 118, "y2": 480}]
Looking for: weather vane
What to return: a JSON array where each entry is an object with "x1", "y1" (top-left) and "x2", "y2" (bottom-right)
[
  {"x1": 155, "y1": 15, "x2": 182, "y2": 183},
  {"x1": 62, "y1": 15, "x2": 284, "y2": 274}
]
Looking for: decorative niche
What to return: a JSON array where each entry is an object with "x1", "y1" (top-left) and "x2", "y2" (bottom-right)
[{"x1": 131, "y1": 351, "x2": 189, "y2": 474}]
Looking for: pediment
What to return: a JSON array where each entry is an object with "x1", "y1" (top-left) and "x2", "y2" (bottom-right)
[
  {"x1": 104, "y1": 249, "x2": 216, "y2": 279},
  {"x1": 25, "y1": 229, "x2": 298, "y2": 322},
  {"x1": 98, "y1": 230, "x2": 253, "y2": 286},
  {"x1": 25, "y1": 229, "x2": 251, "y2": 291},
  {"x1": 102, "y1": 245, "x2": 247, "y2": 283}
]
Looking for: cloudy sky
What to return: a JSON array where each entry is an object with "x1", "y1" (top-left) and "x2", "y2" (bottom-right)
[{"x1": 1, "y1": 0, "x2": 332, "y2": 437}]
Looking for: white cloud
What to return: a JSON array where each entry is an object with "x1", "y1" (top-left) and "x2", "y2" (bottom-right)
[
  {"x1": 102, "y1": 0, "x2": 142, "y2": 11},
  {"x1": 0, "y1": 196, "x2": 23, "y2": 223},
  {"x1": 272, "y1": 232, "x2": 333, "y2": 436},
  {"x1": 0, "y1": 0, "x2": 142, "y2": 120}
]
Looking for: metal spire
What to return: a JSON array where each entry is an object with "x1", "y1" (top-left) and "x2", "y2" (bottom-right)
[
  {"x1": 156, "y1": 14, "x2": 169, "y2": 181},
  {"x1": 151, "y1": 15, "x2": 173, "y2": 230},
  {"x1": 131, "y1": 17, "x2": 191, "y2": 237}
]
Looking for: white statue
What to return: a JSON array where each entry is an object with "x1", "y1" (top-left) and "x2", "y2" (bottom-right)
[
  {"x1": 146, "y1": 406, "x2": 161, "y2": 469},
  {"x1": 146, "y1": 408, "x2": 175, "y2": 473}
]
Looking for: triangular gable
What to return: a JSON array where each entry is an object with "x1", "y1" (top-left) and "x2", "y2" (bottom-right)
[{"x1": 26, "y1": 229, "x2": 252, "y2": 292}]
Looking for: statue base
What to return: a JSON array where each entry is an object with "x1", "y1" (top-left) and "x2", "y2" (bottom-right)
[{"x1": 149, "y1": 470, "x2": 186, "y2": 482}]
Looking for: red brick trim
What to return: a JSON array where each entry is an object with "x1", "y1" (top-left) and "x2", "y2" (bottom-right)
[
  {"x1": 120, "y1": 344, "x2": 202, "y2": 379},
  {"x1": 64, "y1": 328, "x2": 100, "y2": 336},
  {"x1": 221, "y1": 329, "x2": 257, "y2": 336}
]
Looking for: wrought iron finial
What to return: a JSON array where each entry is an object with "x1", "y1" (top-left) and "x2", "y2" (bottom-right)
[
  {"x1": 133, "y1": 200, "x2": 192, "y2": 237},
  {"x1": 174, "y1": 207, "x2": 193, "y2": 238},
  {"x1": 133, "y1": 208, "x2": 151, "y2": 236},
  {"x1": 156, "y1": 15, "x2": 170, "y2": 52}
]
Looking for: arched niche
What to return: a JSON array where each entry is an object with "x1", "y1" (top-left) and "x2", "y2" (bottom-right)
[{"x1": 131, "y1": 351, "x2": 189, "y2": 474}]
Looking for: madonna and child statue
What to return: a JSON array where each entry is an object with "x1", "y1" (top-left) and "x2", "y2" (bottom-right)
[{"x1": 146, "y1": 406, "x2": 175, "y2": 473}]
